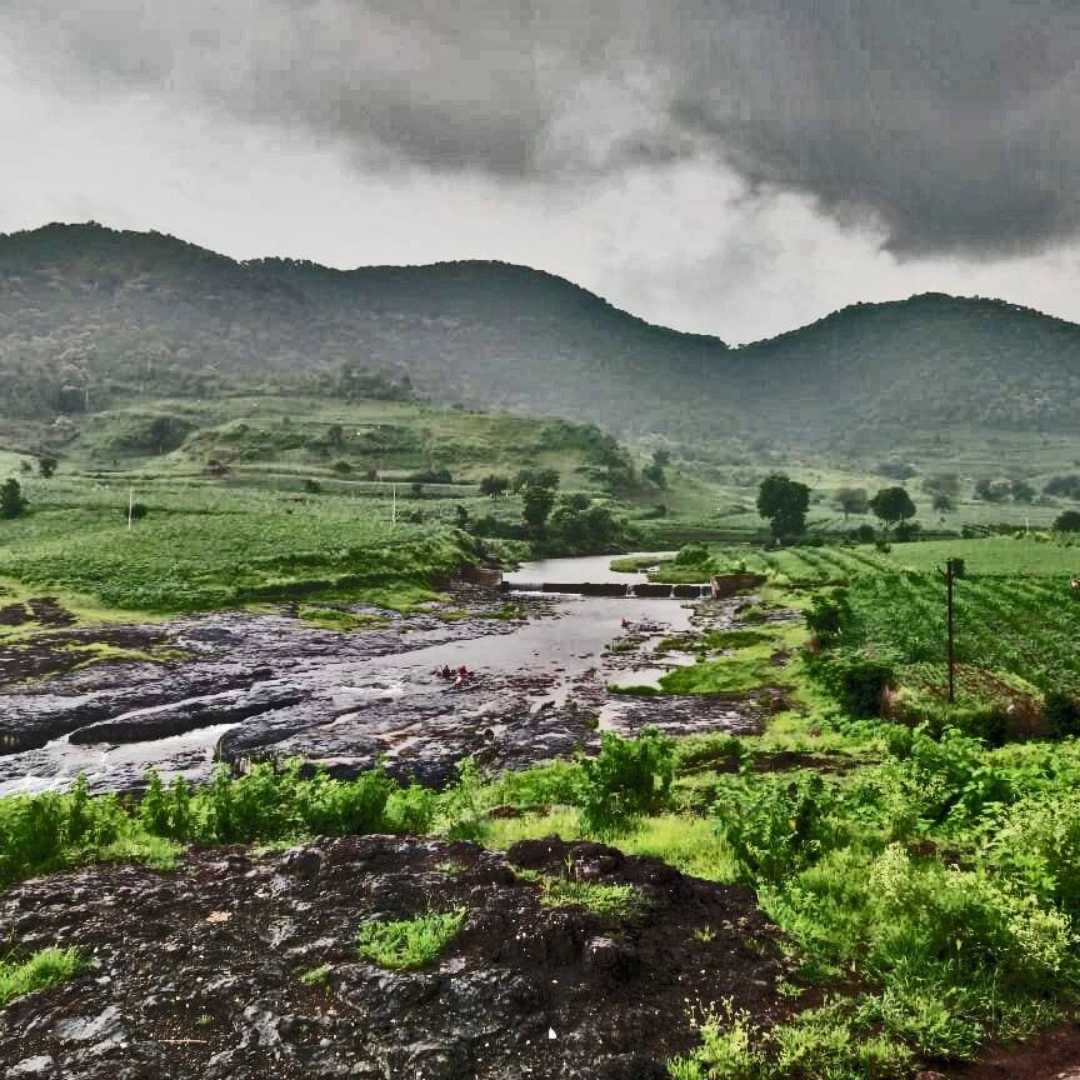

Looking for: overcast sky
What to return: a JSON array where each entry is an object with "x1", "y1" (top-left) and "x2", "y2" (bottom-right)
[{"x1": 4, "y1": 1, "x2": 1080, "y2": 343}]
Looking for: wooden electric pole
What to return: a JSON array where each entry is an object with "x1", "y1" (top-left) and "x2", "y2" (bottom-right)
[{"x1": 939, "y1": 558, "x2": 963, "y2": 703}]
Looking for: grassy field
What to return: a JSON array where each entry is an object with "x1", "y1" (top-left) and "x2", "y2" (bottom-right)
[{"x1": 0, "y1": 395, "x2": 652, "y2": 620}]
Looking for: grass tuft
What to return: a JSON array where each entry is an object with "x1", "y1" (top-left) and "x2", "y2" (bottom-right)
[
  {"x1": 356, "y1": 908, "x2": 466, "y2": 970},
  {"x1": 0, "y1": 948, "x2": 86, "y2": 1006}
]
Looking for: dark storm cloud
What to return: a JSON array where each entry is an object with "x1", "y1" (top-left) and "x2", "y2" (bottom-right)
[{"x1": 6, "y1": 0, "x2": 1080, "y2": 255}]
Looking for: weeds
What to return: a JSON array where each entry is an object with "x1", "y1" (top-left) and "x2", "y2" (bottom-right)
[
  {"x1": 356, "y1": 909, "x2": 466, "y2": 970},
  {"x1": 0, "y1": 948, "x2": 86, "y2": 1006},
  {"x1": 539, "y1": 877, "x2": 644, "y2": 919}
]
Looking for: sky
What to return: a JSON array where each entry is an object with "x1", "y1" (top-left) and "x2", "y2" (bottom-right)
[{"x1": 4, "y1": 1, "x2": 1080, "y2": 344}]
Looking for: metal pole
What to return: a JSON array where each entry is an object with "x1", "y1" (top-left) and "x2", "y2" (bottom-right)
[{"x1": 946, "y1": 559, "x2": 956, "y2": 703}]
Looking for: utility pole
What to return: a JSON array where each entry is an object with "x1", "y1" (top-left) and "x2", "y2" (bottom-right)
[{"x1": 939, "y1": 558, "x2": 963, "y2": 703}]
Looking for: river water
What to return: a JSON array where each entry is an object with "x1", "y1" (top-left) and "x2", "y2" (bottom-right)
[{"x1": 1, "y1": 554, "x2": 705, "y2": 796}]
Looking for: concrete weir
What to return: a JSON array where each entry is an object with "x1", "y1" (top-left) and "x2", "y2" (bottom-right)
[{"x1": 502, "y1": 581, "x2": 713, "y2": 599}]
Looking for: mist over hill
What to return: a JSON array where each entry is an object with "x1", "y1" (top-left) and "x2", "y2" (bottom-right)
[{"x1": 3, "y1": 222, "x2": 1080, "y2": 452}]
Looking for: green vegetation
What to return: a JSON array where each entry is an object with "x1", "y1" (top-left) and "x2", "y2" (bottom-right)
[
  {"x1": 298, "y1": 963, "x2": 332, "y2": 989},
  {"x1": 14, "y1": 225, "x2": 1080, "y2": 464},
  {"x1": 356, "y1": 909, "x2": 466, "y2": 970},
  {"x1": 0, "y1": 948, "x2": 86, "y2": 1006},
  {"x1": 538, "y1": 877, "x2": 644, "y2": 919}
]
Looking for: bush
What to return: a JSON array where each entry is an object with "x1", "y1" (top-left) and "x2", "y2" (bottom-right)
[
  {"x1": 1055, "y1": 510, "x2": 1080, "y2": 532},
  {"x1": 0, "y1": 478, "x2": 27, "y2": 519},
  {"x1": 674, "y1": 542, "x2": 710, "y2": 565},
  {"x1": 804, "y1": 589, "x2": 853, "y2": 647},
  {"x1": 893, "y1": 521, "x2": 921, "y2": 542},
  {"x1": 578, "y1": 729, "x2": 675, "y2": 838},
  {"x1": 715, "y1": 773, "x2": 842, "y2": 884},
  {"x1": 814, "y1": 654, "x2": 894, "y2": 717},
  {"x1": 1045, "y1": 691, "x2": 1080, "y2": 739}
]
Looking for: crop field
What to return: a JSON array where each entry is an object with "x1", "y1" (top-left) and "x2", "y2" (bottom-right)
[
  {"x1": 0, "y1": 394, "x2": 652, "y2": 619},
  {"x1": 649, "y1": 537, "x2": 1080, "y2": 700}
]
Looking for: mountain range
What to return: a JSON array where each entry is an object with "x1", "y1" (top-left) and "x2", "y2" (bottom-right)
[{"x1": 3, "y1": 222, "x2": 1079, "y2": 452}]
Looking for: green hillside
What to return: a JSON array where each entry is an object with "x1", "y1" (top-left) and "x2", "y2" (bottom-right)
[{"x1": 3, "y1": 223, "x2": 1080, "y2": 454}]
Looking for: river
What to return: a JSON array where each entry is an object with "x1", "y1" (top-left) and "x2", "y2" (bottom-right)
[{"x1": 0, "y1": 554, "x2": 730, "y2": 796}]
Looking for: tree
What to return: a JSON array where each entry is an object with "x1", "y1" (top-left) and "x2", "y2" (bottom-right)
[
  {"x1": 1055, "y1": 510, "x2": 1080, "y2": 532},
  {"x1": 643, "y1": 448, "x2": 670, "y2": 489},
  {"x1": 522, "y1": 484, "x2": 557, "y2": 532},
  {"x1": 975, "y1": 477, "x2": 1010, "y2": 503},
  {"x1": 1011, "y1": 479, "x2": 1036, "y2": 503},
  {"x1": 756, "y1": 474, "x2": 811, "y2": 541},
  {"x1": 513, "y1": 467, "x2": 559, "y2": 494},
  {"x1": 870, "y1": 486, "x2": 916, "y2": 533},
  {"x1": 327, "y1": 423, "x2": 345, "y2": 449},
  {"x1": 932, "y1": 492, "x2": 954, "y2": 513},
  {"x1": 833, "y1": 487, "x2": 868, "y2": 521},
  {"x1": 0, "y1": 478, "x2": 27, "y2": 519},
  {"x1": 333, "y1": 460, "x2": 353, "y2": 475},
  {"x1": 479, "y1": 474, "x2": 510, "y2": 499},
  {"x1": 37, "y1": 456, "x2": 57, "y2": 479},
  {"x1": 923, "y1": 473, "x2": 961, "y2": 498},
  {"x1": 1044, "y1": 475, "x2": 1080, "y2": 500}
]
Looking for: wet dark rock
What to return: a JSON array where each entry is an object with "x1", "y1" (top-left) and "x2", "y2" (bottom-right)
[
  {"x1": 69, "y1": 685, "x2": 307, "y2": 746},
  {"x1": 0, "y1": 836, "x2": 789, "y2": 1079}
]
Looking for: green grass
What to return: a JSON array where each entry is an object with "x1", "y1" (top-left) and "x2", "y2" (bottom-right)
[
  {"x1": 356, "y1": 909, "x2": 466, "y2": 970},
  {"x1": 487, "y1": 810, "x2": 739, "y2": 883},
  {"x1": 299, "y1": 963, "x2": 332, "y2": 988},
  {"x1": 0, "y1": 948, "x2": 85, "y2": 1006},
  {"x1": 659, "y1": 656, "x2": 787, "y2": 695},
  {"x1": 539, "y1": 877, "x2": 644, "y2": 918},
  {"x1": 297, "y1": 606, "x2": 390, "y2": 631}
]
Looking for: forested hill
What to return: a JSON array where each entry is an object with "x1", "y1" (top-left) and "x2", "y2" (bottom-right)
[
  {"x1": 3, "y1": 222, "x2": 1080, "y2": 449},
  {"x1": 737, "y1": 294, "x2": 1080, "y2": 449},
  {"x1": 0, "y1": 223, "x2": 727, "y2": 437}
]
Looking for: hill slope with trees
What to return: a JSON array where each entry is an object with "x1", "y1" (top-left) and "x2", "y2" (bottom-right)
[{"x1": 3, "y1": 222, "x2": 1080, "y2": 451}]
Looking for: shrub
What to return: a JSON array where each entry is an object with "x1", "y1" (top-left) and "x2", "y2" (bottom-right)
[
  {"x1": 715, "y1": 773, "x2": 842, "y2": 885},
  {"x1": 0, "y1": 478, "x2": 27, "y2": 519},
  {"x1": 1045, "y1": 691, "x2": 1080, "y2": 739},
  {"x1": 579, "y1": 729, "x2": 676, "y2": 838},
  {"x1": 812, "y1": 654, "x2": 894, "y2": 717},
  {"x1": 674, "y1": 542, "x2": 710, "y2": 565},
  {"x1": 1055, "y1": 510, "x2": 1080, "y2": 532},
  {"x1": 804, "y1": 589, "x2": 853, "y2": 647}
]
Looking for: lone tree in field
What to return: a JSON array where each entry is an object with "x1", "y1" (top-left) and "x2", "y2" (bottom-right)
[
  {"x1": 37, "y1": 456, "x2": 57, "y2": 479},
  {"x1": 1055, "y1": 510, "x2": 1080, "y2": 532},
  {"x1": 834, "y1": 487, "x2": 868, "y2": 521},
  {"x1": 932, "y1": 492, "x2": 955, "y2": 513},
  {"x1": 0, "y1": 478, "x2": 27, "y2": 519},
  {"x1": 870, "y1": 486, "x2": 916, "y2": 534},
  {"x1": 757, "y1": 474, "x2": 811, "y2": 541},
  {"x1": 480, "y1": 474, "x2": 510, "y2": 499}
]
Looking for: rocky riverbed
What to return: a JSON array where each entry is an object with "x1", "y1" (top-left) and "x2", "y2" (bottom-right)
[
  {"x1": 0, "y1": 560, "x2": 771, "y2": 796},
  {"x1": 0, "y1": 834, "x2": 792, "y2": 1080}
]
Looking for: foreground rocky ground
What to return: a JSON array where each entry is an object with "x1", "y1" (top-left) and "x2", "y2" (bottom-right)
[{"x1": 0, "y1": 835, "x2": 791, "y2": 1079}]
